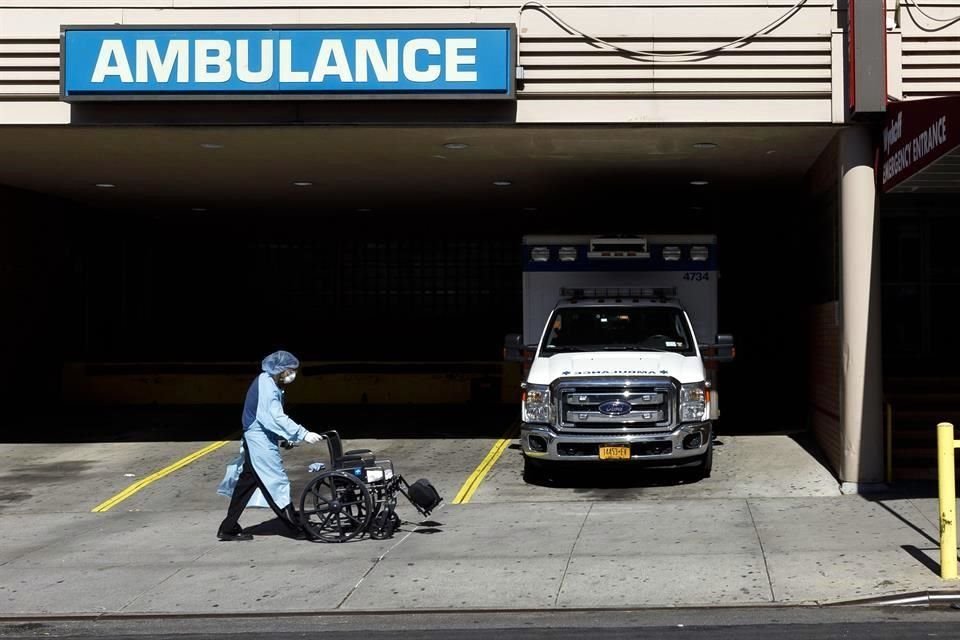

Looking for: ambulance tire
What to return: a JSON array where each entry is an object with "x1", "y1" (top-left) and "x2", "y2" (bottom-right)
[
  {"x1": 696, "y1": 441, "x2": 713, "y2": 479},
  {"x1": 523, "y1": 455, "x2": 550, "y2": 485}
]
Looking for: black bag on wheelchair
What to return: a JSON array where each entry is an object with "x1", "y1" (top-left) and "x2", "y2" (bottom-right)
[{"x1": 406, "y1": 478, "x2": 442, "y2": 514}]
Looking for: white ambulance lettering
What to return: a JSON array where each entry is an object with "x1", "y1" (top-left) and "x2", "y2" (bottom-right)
[
  {"x1": 91, "y1": 40, "x2": 133, "y2": 83},
  {"x1": 279, "y1": 39, "x2": 308, "y2": 83},
  {"x1": 445, "y1": 38, "x2": 477, "y2": 82},
  {"x1": 195, "y1": 40, "x2": 231, "y2": 83},
  {"x1": 403, "y1": 38, "x2": 441, "y2": 83},
  {"x1": 135, "y1": 40, "x2": 188, "y2": 83},
  {"x1": 311, "y1": 40, "x2": 353, "y2": 82},
  {"x1": 236, "y1": 40, "x2": 272, "y2": 83},
  {"x1": 87, "y1": 36, "x2": 479, "y2": 86},
  {"x1": 355, "y1": 39, "x2": 399, "y2": 83}
]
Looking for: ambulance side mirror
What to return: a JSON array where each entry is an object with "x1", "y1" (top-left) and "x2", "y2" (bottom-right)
[
  {"x1": 703, "y1": 334, "x2": 736, "y2": 364},
  {"x1": 503, "y1": 333, "x2": 524, "y2": 362}
]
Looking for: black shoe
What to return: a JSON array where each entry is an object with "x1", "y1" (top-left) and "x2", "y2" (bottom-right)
[
  {"x1": 282, "y1": 505, "x2": 301, "y2": 525},
  {"x1": 281, "y1": 506, "x2": 309, "y2": 539},
  {"x1": 217, "y1": 528, "x2": 253, "y2": 542}
]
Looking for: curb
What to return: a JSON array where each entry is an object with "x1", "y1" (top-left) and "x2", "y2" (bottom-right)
[
  {"x1": 5, "y1": 592, "x2": 960, "y2": 621},
  {"x1": 0, "y1": 604, "x2": 814, "y2": 622},
  {"x1": 827, "y1": 590, "x2": 960, "y2": 607}
]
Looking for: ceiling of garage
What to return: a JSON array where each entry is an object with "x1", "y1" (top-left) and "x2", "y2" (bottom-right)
[{"x1": 0, "y1": 124, "x2": 840, "y2": 212}]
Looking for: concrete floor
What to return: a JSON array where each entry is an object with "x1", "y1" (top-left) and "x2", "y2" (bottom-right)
[
  {"x1": 0, "y1": 423, "x2": 955, "y2": 615},
  {"x1": 0, "y1": 430, "x2": 840, "y2": 517},
  {"x1": 476, "y1": 433, "x2": 842, "y2": 503}
]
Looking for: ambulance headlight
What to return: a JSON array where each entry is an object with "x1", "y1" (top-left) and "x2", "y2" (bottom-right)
[
  {"x1": 522, "y1": 384, "x2": 553, "y2": 424},
  {"x1": 680, "y1": 383, "x2": 706, "y2": 422},
  {"x1": 558, "y1": 246, "x2": 578, "y2": 262}
]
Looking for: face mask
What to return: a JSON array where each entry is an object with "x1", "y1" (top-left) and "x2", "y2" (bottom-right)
[{"x1": 281, "y1": 372, "x2": 297, "y2": 384}]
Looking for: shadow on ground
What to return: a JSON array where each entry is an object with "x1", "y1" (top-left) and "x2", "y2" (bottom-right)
[
  {"x1": 518, "y1": 446, "x2": 709, "y2": 491},
  {"x1": 242, "y1": 518, "x2": 306, "y2": 540},
  {"x1": 869, "y1": 481, "x2": 940, "y2": 500},
  {"x1": 240, "y1": 516, "x2": 447, "y2": 542}
]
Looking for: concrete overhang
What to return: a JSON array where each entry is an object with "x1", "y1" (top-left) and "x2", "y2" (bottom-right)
[{"x1": 0, "y1": 124, "x2": 840, "y2": 211}]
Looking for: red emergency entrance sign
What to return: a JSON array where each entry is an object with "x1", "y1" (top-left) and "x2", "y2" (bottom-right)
[{"x1": 881, "y1": 96, "x2": 960, "y2": 193}]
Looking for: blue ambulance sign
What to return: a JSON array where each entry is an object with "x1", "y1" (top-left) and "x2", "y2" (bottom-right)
[{"x1": 61, "y1": 26, "x2": 515, "y2": 101}]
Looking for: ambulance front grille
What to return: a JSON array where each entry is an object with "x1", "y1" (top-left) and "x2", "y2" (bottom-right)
[{"x1": 554, "y1": 378, "x2": 676, "y2": 433}]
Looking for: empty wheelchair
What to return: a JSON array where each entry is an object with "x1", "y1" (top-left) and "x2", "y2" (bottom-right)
[{"x1": 297, "y1": 430, "x2": 442, "y2": 543}]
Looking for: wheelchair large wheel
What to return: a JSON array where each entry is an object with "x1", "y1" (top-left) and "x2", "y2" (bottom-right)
[{"x1": 299, "y1": 471, "x2": 373, "y2": 542}]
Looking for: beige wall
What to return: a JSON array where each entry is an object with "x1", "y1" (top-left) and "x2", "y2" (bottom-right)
[
  {"x1": 0, "y1": 0, "x2": 841, "y2": 125},
  {"x1": 887, "y1": 0, "x2": 960, "y2": 100}
]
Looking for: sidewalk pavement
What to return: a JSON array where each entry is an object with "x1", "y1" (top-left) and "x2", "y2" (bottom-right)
[{"x1": 0, "y1": 493, "x2": 956, "y2": 616}]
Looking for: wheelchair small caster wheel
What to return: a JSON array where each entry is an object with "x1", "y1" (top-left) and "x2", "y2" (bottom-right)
[{"x1": 369, "y1": 509, "x2": 401, "y2": 540}]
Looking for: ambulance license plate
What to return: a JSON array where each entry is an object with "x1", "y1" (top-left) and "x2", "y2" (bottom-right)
[{"x1": 599, "y1": 445, "x2": 631, "y2": 460}]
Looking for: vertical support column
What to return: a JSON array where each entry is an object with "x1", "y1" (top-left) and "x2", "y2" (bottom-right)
[{"x1": 839, "y1": 126, "x2": 885, "y2": 490}]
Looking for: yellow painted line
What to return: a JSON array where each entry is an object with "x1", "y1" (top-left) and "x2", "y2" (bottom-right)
[
  {"x1": 452, "y1": 426, "x2": 517, "y2": 505},
  {"x1": 92, "y1": 440, "x2": 231, "y2": 513}
]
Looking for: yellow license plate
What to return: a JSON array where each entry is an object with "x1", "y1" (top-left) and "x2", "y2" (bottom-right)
[{"x1": 599, "y1": 445, "x2": 631, "y2": 460}]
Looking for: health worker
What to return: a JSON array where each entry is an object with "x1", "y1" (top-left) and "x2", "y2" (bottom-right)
[{"x1": 217, "y1": 350, "x2": 324, "y2": 541}]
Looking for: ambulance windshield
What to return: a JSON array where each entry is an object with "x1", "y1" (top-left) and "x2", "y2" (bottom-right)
[{"x1": 541, "y1": 306, "x2": 695, "y2": 356}]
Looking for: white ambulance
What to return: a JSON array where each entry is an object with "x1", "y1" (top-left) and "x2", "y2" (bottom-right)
[{"x1": 513, "y1": 234, "x2": 734, "y2": 481}]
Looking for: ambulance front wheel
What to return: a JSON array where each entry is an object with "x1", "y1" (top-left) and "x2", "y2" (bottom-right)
[
  {"x1": 523, "y1": 455, "x2": 551, "y2": 485},
  {"x1": 695, "y1": 441, "x2": 713, "y2": 479}
]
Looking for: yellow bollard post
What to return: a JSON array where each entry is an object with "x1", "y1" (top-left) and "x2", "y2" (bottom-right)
[{"x1": 937, "y1": 422, "x2": 958, "y2": 580}]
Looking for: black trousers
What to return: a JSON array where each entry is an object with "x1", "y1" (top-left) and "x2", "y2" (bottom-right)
[{"x1": 219, "y1": 438, "x2": 300, "y2": 534}]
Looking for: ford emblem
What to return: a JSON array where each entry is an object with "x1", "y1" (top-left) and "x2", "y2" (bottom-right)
[{"x1": 598, "y1": 399, "x2": 632, "y2": 416}]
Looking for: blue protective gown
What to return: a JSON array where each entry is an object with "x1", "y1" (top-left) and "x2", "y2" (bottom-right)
[{"x1": 217, "y1": 373, "x2": 308, "y2": 509}]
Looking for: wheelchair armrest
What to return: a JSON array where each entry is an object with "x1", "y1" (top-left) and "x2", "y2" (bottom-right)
[{"x1": 345, "y1": 448, "x2": 372, "y2": 455}]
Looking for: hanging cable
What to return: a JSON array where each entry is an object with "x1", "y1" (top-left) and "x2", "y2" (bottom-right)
[
  {"x1": 516, "y1": 0, "x2": 809, "y2": 64},
  {"x1": 904, "y1": 0, "x2": 960, "y2": 23},
  {"x1": 901, "y1": 0, "x2": 960, "y2": 30}
]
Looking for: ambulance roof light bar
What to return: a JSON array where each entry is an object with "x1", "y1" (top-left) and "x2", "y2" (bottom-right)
[
  {"x1": 560, "y1": 287, "x2": 678, "y2": 302},
  {"x1": 587, "y1": 236, "x2": 651, "y2": 259}
]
